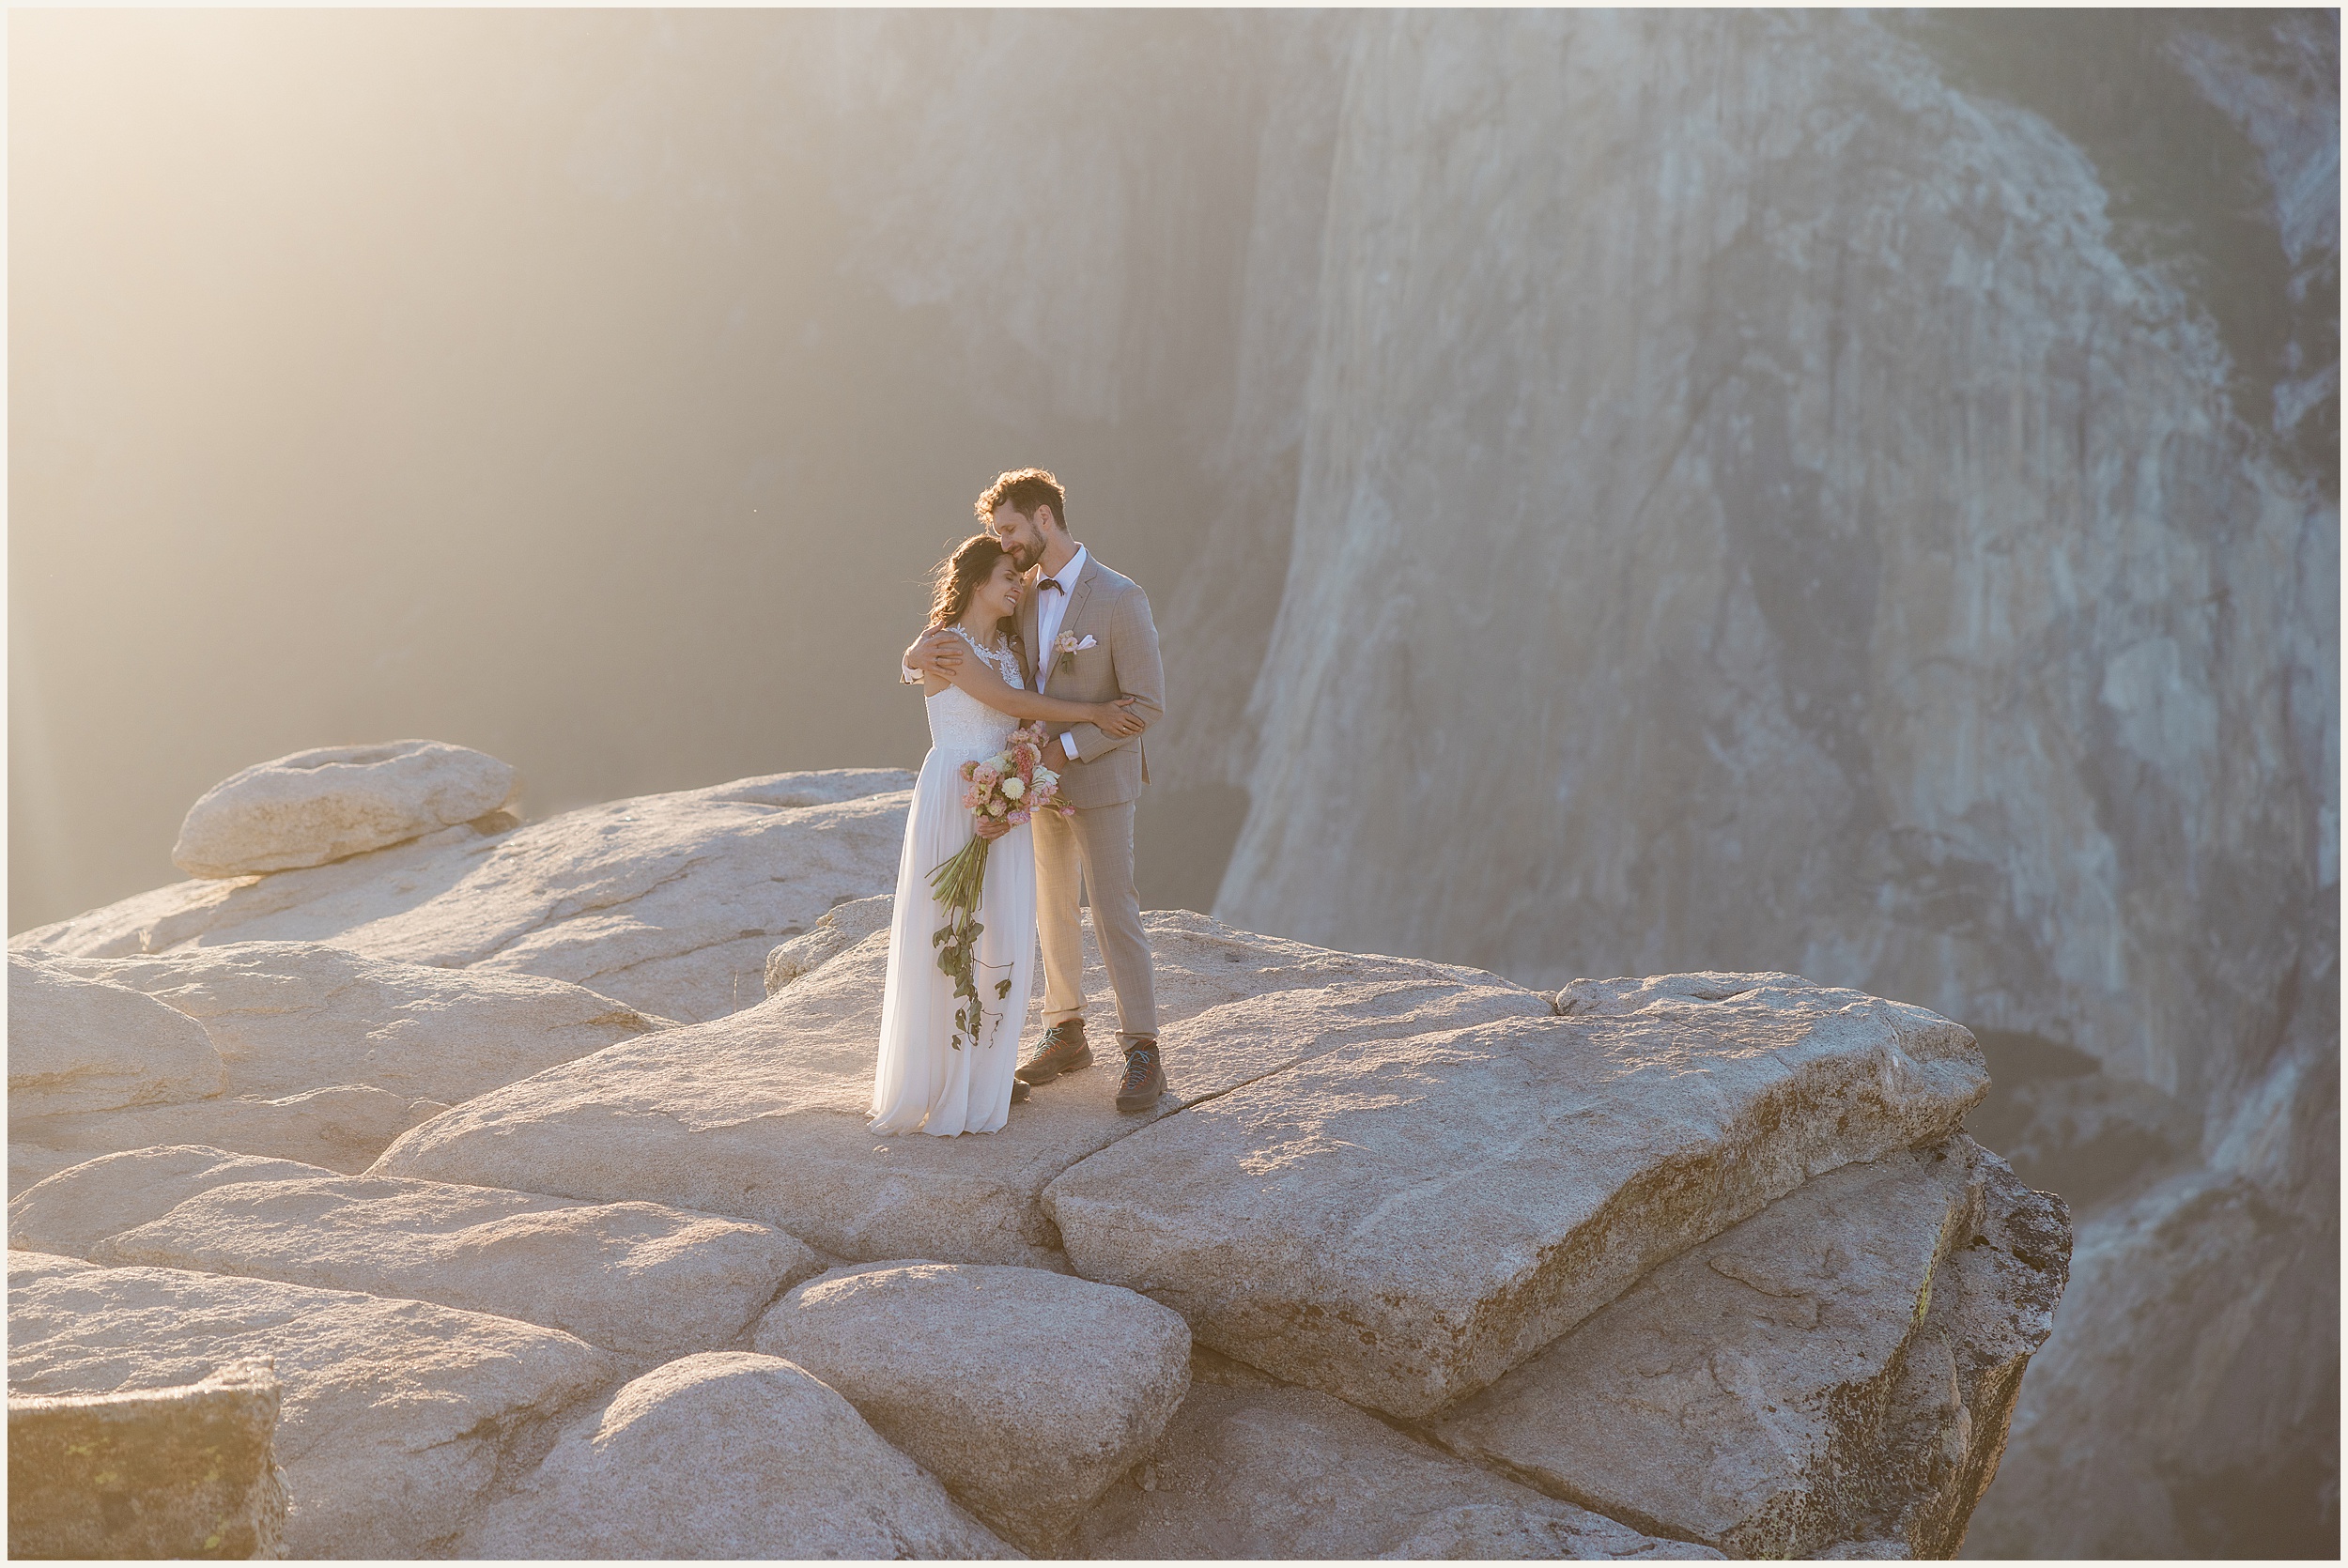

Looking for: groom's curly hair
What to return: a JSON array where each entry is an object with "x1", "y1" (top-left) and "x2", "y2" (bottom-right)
[{"x1": 975, "y1": 469, "x2": 1066, "y2": 530}]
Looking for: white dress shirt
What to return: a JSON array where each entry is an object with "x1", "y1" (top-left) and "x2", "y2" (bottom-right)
[{"x1": 1032, "y1": 546, "x2": 1088, "y2": 760}]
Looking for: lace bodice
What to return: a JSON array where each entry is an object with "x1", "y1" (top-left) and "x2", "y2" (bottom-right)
[{"x1": 925, "y1": 626, "x2": 1025, "y2": 760}]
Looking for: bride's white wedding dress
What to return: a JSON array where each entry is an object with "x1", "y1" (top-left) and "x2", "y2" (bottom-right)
[{"x1": 870, "y1": 626, "x2": 1037, "y2": 1136}]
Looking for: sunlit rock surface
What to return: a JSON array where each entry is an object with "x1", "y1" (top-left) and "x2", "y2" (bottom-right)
[
  {"x1": 12, "y1": 1083, "x2": 440, "y2": 1186},
  {"x1": 374, "y1": 908, "x2": 1554, "y2": 1269},
  {"x1": 7, "y1": 1252, "x2": 616, "y2": 1558},
  {"x1": 13, "y1": 769, "x2": 914, "y2": 1023},
  {"x1": 87, "y1": 1176, "x2": 823, "y2": 1363},
  {"x1": 37, "y1": 942, "x2": 672, "y2": 1103},
  {"x1": 8, "y1": 955, "x2": 224, "y2": 1121},
  {"x1": 170, "y1": 739, "x2": 519, "y2": 878},
  {"x1": 3, "y1": 764, "x2": 2066, "y2": 1558},
  {"x1": 9, "y1": 1145, "x2": 339, "y2": 1259}
]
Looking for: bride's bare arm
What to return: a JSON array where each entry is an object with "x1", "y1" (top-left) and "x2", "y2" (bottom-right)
[{"x1": 944, "y1": 648, "x2": 1145, "y2": 735}]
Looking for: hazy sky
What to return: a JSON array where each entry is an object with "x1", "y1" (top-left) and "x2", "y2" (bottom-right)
[{"x1": 9, "y1": 8, "x2": 1266, "y2": 930}]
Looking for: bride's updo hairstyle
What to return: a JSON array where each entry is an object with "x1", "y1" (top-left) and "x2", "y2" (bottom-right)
[{"x1": 927, "y1": 533, "x2": 1023, "y2": 650}]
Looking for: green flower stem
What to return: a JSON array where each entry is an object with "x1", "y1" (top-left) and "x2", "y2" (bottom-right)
[{"x1": 927, "y1": 835, "x2": 995, "y2": 1049}]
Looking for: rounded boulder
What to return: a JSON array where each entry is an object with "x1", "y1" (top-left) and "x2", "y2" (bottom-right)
[
  {"x1": 468, "y1": 1352, "x2": 1014, "y2": 1559},
  {"x1": 752, "y1": 1260, "x2": 1191, "y2": 1551},
  {"x1": 172, "y1": 740, "x2": 518, "y2": 878}
]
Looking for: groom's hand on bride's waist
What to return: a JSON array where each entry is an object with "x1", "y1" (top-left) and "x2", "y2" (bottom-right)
[{"x1": 1042, "y1": 737, "x2": 1074, "y2": 771}]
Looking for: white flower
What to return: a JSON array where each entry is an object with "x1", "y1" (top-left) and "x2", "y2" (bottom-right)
[
  {"x1": 1034, "y1": 766, "x2": 1058, "y2": 789},
  {"x1": 1000, "y1": 777, "x2": 1026, "y2": 801},
  {"x1": 987, "y1": 798, "x2": 1008, "y2": 816}
]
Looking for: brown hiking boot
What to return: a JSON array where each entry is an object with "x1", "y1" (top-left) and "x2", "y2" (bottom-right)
[
  {"x1": 1115, "y1": 1041, "x2": 1166, "y2": 1113},
  {"x1": 1010, "y1": 1078, "x2": 1030, "y2": 1104},
  {"x1": 1015, "y1": 1020, "x2": 1092, "y2": 1086}
]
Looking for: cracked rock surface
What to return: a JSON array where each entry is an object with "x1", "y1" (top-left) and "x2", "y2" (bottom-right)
[
  {"x1": 1433, "y1": 1136, "x2": 2067, "y2": 1556},
  {"x1": 1074, "y1": 1354, "x2": 1720, "y2": 1560}
]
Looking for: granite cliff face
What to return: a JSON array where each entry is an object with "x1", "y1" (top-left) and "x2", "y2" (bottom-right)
[{"x1": 1127, "y1": 13, "x2": 2332, "y2": 1555}]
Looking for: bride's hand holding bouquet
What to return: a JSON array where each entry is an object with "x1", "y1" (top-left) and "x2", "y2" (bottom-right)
[{"x1": 928, "y1": 724, "x2": 1077, "y2": 1049}]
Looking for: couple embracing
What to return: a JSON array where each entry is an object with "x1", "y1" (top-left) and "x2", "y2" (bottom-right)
[{"x1": 869, "y1": 469, "x2": 1166, "y2": 1137}]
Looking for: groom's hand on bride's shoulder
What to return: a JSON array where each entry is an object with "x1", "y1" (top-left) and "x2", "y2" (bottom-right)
[{"x1": 903, "y1": 627, "x2": 965, "y2": 679}]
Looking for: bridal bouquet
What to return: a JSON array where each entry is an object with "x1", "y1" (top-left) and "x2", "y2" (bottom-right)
[{"x1": 928, "y1": 724, "x2": 1074, "y2": 1050}]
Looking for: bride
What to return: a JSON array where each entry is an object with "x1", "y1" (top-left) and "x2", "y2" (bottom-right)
[{"x1": 871, "y1": 533, "x2": 1146, "y2": 1136}]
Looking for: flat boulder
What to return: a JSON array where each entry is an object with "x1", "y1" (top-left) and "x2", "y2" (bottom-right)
[
  {"x1": 1431, "y1": 1136, "x2": 2066, "y2": 1556},
  {"x1": 42, "y1": 941, "x2": 671, "y2": 1103},
  {"x1": 91, "y1": 1175, "x2": 824, "y2": 1361},
  {"x1": 753, "y1": 1261, "x2": 1190, "y2": 1549},
  {"x1": 373, "y1": 912, "x2": 1553, "y2": 1268},
  {"x1": 9, "y1": 1145, "x2": 338, "y2": 1258},
  {"x1": 1074, "y1": 1360, "x2": 1717, "y2": 1559},
  {"x1": 7, "y1": 1359, "x2": 287, "y2": 1560},
  {"x1": 16, "y1": 769, "x2": 917, "y2": 1024},
  {"x1": 1043, "y1": 972, "x2": 1988, "y2": 1419},
  {"x1": 7, "y1": 1253, "x2": 616, "y2": 1558},
  {"x1": 172, "y1": 740, "x2": 518, "y2": 877},
  {"x1": 465, "y1": 1352, "x2": 1016, "y2": 1559},
  {"x1": 8, "y1": 955, "x2": 224, "y2": 1122},
  {"x1": 17, "y1": 1083, "x2": 440, "y2": 1176}
]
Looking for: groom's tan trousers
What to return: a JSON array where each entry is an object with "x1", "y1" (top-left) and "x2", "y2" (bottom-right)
[{"x1": 1034, "y1": 799, "x2": 1159, "y2": 1045}]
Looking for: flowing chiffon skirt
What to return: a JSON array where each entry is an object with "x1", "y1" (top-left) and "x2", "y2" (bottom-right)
[{"x1": 868, "y1": 741, "x2": 1036, "y2": 1136}]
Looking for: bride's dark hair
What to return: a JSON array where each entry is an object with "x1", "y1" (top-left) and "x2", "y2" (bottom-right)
[{"x1": 927, "y1": 532, "x2": 1023, "y2": 651}]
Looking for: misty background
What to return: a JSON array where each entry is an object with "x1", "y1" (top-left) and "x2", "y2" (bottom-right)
[{"x1": 9, "y1": 8, "x2": 2338, "y2": 1557}]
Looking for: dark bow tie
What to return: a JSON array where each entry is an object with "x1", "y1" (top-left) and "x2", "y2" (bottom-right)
[{"x1": 1038, "y1": 576, "x2": 1065, "y2": 593}]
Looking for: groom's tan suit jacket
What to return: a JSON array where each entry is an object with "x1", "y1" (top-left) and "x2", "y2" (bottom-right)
[{"x1": 1016, "y1": 553, "x2": 1165, "y2": 810}]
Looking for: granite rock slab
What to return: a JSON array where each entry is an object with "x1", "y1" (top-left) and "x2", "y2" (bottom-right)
[
  {"x1": 373, "y1": 912, "x2": 1552, "y2": 1268},
  {"x1": 42, "y1": 940, "x2": 671, "y2": 1103},
  {"x1": 91, "y1": 1175, "x2": 823, "y2": 1361},
  {"x1": 1043, "y1": 973, "x2": 1987, "y2": 1418},
  {"x1": 8, "y1": 954, "x2": 224, "y2": 1122}
]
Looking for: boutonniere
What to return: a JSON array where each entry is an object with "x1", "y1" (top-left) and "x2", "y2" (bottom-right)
[{"x1": 1054, "y1": 632, "x2": 1097, "y2": 674}]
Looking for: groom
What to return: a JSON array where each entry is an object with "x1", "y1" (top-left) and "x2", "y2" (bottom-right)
[{"x1": 904, "y1": 469, "x2": 1168, "y2": 1112}]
